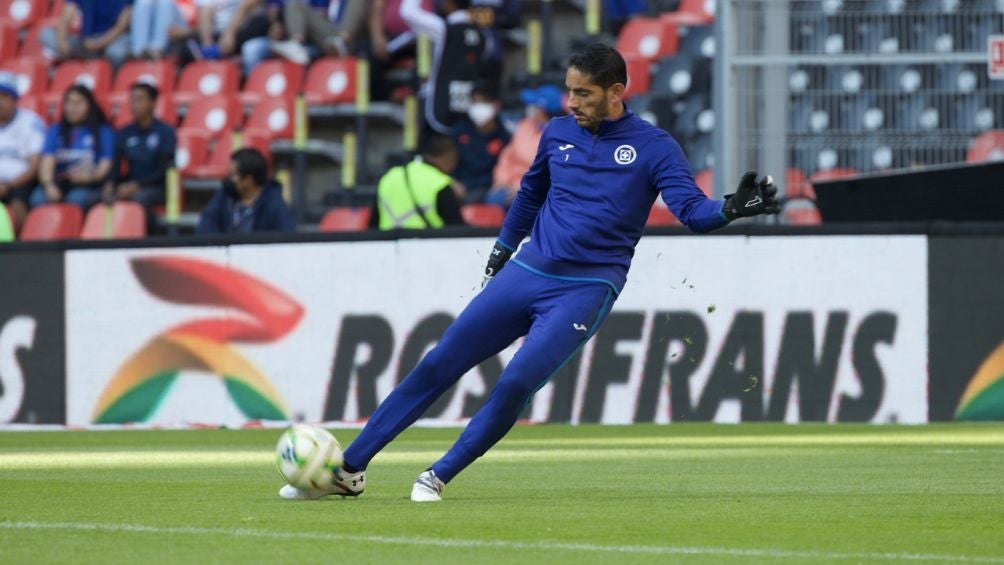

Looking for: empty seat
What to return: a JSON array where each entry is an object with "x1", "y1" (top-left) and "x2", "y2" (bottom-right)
[
  {"x1": 178, "y1": 95, "x2": 243, "y2": 139},
  {"x1": 173, "y1": 60, "x2": 239, "y2": 106},
  {"x1": 80, "y1": 201, "x2": 146, "y2": 239},
  {"x1": 0, "y1": 0, "x2": 47, "y2": 29},
  {"x1": 784, "y1": 168, "x2": 814, "y2": 200},
  {"x1": 319, "y1": 207, "x2": 371, "y2": 232},
  {"x1": 303, "y1": 57, "x2": 356, "y2": 105},
  {"x1": 461, "y1": 203, "x2": 505, "y2": 227},
  {"x1": 672, "y1": 94, "x2": 713, "y2": 139},
  {"x1": 616, "y1": 18, "x2": 678, "y2": 62},
  {"x1": 966, "y1": 130, "x2": 1004, "y2": 162},
  {"x1": 175, "y1": 130, "x2": 209, "y2": 177},
  {"x1": 17, "y1": 18, "x2": 50, "y2": 58},
  {"x1": 244, "y1": 97, "x2": 294, "y2": 141},
  {"x1": 677, "y1": 24, "x2": 714, "y2": 58},
  {"x1": 239, "y1": 59, "x2": 304, "y2": 105},
  {"x1": 20, "y1": 203, "x2": 82, "y2": 240},
  {"x1": 647, "y1": 202, "x2": 680, "y2": 226},
  {"x1": 782, "y1": 205, "x2": 822, "y2": 225}
]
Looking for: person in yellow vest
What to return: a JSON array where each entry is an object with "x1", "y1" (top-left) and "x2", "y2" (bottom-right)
[
  {"x1": 371, "y1": 134, "x2": 466, "y2": 230},
  {"x1": 0, "y1": 202, "x2": 14, "y2": 242}
]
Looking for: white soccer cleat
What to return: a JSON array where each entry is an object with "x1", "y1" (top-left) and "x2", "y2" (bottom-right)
[
  {"x1": 271, "y1": 40, "x2": 310, "y2": 65},
  {"x1": 410, "y1": 469, "x2": 445, "y2": 502},
  {"x1": 278, "y1": 467, "x2": 366, "y2": 500}
]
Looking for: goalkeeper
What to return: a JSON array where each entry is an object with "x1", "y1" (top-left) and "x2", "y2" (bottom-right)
[{"x1": 281, "y1": 43, "x2": 779, "y2": 502}]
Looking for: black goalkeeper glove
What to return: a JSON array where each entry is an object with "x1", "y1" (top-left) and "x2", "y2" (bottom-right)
[
  {"x1": 722, "y1": 171, "x2": 780, "y2": 221},
  {"x1": 482, "y1": 241, "x2": 513, "y2": 288}
]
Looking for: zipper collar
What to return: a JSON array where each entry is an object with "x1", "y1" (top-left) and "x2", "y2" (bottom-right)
[{"x1": 588, "y1": 104, "x2": 634, "y2": 137}]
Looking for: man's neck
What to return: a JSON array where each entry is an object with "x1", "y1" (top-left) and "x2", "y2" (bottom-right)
[
  {"x1": 0, "y1": 110, "x2": 15, "y2": 128},
  {"x1": 588, "y1": 102, "x2": 626, "y2": 134},
  {"x1": 136, "y1": 115, "x2": 154, "y2": 129}
]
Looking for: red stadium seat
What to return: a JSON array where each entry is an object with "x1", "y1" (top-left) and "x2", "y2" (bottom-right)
[
  {"x1": 109, "y1": 60, "x2": 176, "y2": 114},
  {"x1": 244, "y1": 97, "x2": 294, "y2": 141},
  {"x1": 647, "y1": 202, "x2": 680, "y2": 226},
  {"x1": 177, "y1": 95, "x2": 243, "y2": 139},
  {"x1": 20, "y1": 203, "x2": 83, "y2": 240},
  {"x1": 661, "y1": 0, "x2": 715, "y2": 26},
  {"x1": 17, "y1": 18, "x2": 50, "y2": 58},
  {"x1": 623, "y1": 54, "x2": 651, "y2": 100},
  {"x1": 189, "y1": 131, "x2": 234, "y2": 179},
  {"x1": 0, "y1": 21, "x2": 18, "y2": 60},
  {"x1": 80, "y1": 201, "x2": 146, "y2": 239},
  {"x1": 0, "y1": 0, "x2": 47, "y2": 29},
  {"x1": 114, "y1": 93, "x2": 177, "y2": 128},
  {"x1": 460, "y1": 204, "x2": 505, "y2": 227},
  {"x1": 966, "y1": 130, "x2": 1004, "y2": 163},
  {"x1": 616, "y1": 18, "x2": 678, "y2": 62},
  {"x1": 173, "y1": 60, "x2": 239, "y2": 106},
  {"x1": 46, "y1": 59, "x2": 112, "y2": 113},
  {"x1": 319, "y1": 207, "x2": 370, "y2": 232},
  {"x1": 0, "y1": 57, "x2": 47, "y2": 97},
  {"x1": 239, "y1": 59, "x2": 304, "y2": 106},
  {"x1": 47, "y1": 0, "x2": 63, "y2": 17},
  {"x1": 175, "y1": 130, "x2": 209, "y2": 177},
  {"x1": 303, "y1": 57, "x2": 356, "y2": 105}
]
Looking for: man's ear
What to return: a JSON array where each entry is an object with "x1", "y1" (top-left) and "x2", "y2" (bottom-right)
[{"x1": 607, "y1": 82, "x2": 626, "y2": 104}]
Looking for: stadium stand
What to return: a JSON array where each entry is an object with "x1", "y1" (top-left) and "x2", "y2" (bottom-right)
[
  {"x1": 0, "y1": 21, "x2": 17, "y2": 58},
  {"x1": 966, "y1": 130, "x2": 1004, "y2": 163},
  {"x1": 0, "y1": 58, "x2": 47, "y2": 99},
  {"x1": 647, "y1": 202, "x2": 679, "y2": 226},
  {"x1": 177, "y1": 95, "x2": 243, "y2": 140},
  {"x1": 45, "y1": 59, "x2": 112, "y2": 115},
  {"x1": 109, "y1": 60, "x2": 176, "y2": 115},
  {"x1": 239, "y1": 59, "x2": 305, "y2": 106},
  {"x1": 0, "y1": 0, "x2": 47, "y2": 29},
  {"x1": 303, "y1": 56, "x2": 357, "y2": 106},
  {"x1": 244, "y1": 97, "x2": 295, "y2": 142},
  {"x1": 615, "y1": 17, "x2": 678, "y2": 62}
]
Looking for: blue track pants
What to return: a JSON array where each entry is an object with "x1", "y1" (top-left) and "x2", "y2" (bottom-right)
[{"x1": 342, "y1": 262, "x2": 615, "y2": 483}]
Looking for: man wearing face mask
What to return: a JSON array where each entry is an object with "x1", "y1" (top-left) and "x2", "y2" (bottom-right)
[
  {"x1": 196, "y1": 148, "x2": 295, "y2": 234},
  {"x1": 450, "y1": 84, "x2": 511, "y2": 201}
]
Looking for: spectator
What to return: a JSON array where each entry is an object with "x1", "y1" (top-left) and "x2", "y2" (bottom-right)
[
  {"x1": 196, "y1": 148, "x2": 295, "y2": 233},
  {"x1": 488, "y1": 84, "x2": 563, "y2": 207},
  {"x1": 271, "y1": 0, "x2": 369, "y2": 65},
  {"x1": 0, "y1": 72, "x2": 46, "y2": 231},
  {"x1": 401, "y1": 0, "x2": 494, "y2": 134},
  {"x1": 469, "y1": 0, "x2": 520, "y2": 60},
  {"x1": 131, "y1": 0, "x2": 189, "y2": 59},
  {"x1": 41, "y1": 0, "x2": 133, "y2": 68},
  {"x1": 451, "y1": 84, "x2": 510, "y2": 199},
  {"x1": 191, "y1": 0, "x2": 270, "y2": 73},
  {"x1": 371, "y1": 134, "x2": 465, "y2": 229},
  {"x1": 30, "y1": 85, "x2": 114, "y2": 211},
  {"x1": 104, "y1": 83, "x2": 176, "y2": 229},
  {"x1": 367, "y1": 0, "x2": 433, "y2": 102}
]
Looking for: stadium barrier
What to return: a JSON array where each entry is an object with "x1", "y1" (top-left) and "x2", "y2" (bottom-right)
[{"x1": 1, "y1": 225, "x2": 1002, "y2": 427}]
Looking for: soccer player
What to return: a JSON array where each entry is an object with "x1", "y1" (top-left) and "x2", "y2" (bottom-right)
[{"x1": 280, "y1": 43, "x2": 779, "y2": 502}]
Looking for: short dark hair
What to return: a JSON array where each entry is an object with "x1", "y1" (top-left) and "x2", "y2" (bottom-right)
[
  {"x1": 231, "y1": 147, "x2": 269, "y2": 186},
  {"x1": 568, "y1": 43, "x2": 628, "y2": 89},
  {"x1": 421, "y1": 134, "x2": 456, "y2": 160},
  {"x1": 130, "y1": 82, "x2": 159, "y2": 102}
]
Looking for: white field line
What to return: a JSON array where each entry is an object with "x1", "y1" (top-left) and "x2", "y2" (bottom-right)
[{"x1": 0, "y1": 521, "x2": 1001, "y2": 563}]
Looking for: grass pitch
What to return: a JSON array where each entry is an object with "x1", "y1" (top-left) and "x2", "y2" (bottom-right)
[{"x1": 1, "y1": 424, "x2": 1002, "y2": 564}]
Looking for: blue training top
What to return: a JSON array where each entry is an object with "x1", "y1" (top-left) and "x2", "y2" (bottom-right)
[{"x1": 497, "y1": 108, "x2": 729, "y2": 294}]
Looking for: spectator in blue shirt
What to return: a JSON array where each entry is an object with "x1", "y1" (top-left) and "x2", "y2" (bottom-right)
[
  {"x1": 31, "y1": 85, "x2": 115, "y2": 211},
  {"x1": 104, "y1": 83, "x2": 176, "y2": 227},
  {"x1": 41, "y1": 0, "x2": 133, "y2": 68},
  {"x1": 197, "y1": 148, "x2": 295, "y2": 234}
]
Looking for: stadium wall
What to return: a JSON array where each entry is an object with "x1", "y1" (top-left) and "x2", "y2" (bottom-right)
[{"x1": 2, "y1": 227, "x2": 1002, "y2": 427}]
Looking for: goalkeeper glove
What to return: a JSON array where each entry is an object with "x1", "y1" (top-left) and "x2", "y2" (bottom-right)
[
  {"x1": 723, "y1": 171, "x2": 780, "y2": 221},
  {"x1": 482, "y1": 241, "x2": 513, "y2": 288}
]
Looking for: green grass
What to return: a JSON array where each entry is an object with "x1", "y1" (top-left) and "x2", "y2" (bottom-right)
[{"x1": 1, "y1": 424, "x2": 1003, "y2": 564}]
